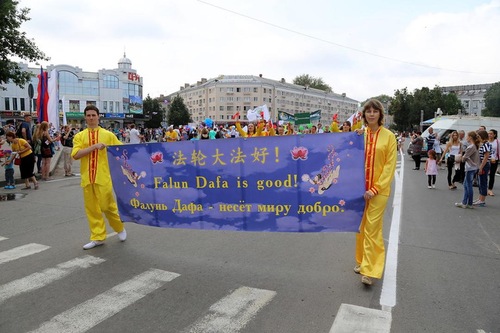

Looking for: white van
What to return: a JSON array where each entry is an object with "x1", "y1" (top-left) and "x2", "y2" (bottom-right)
[{"x1": 422, "y1": 116, "x2": 500, "y2": 144}]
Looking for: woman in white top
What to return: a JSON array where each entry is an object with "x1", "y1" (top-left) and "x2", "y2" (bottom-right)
[
  {"x1": 488, "y1": 129, "x2": 498, "y2": 196},
  {"x1": 440, "y1": 131, "x2": 462, "y2": 189}
]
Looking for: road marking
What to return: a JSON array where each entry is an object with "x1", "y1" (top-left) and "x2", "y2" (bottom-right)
[
  {"x1": 0, "y1": 255, "x2": 105, "y2": 304},
  {"x1": 330, "y1": 303, "x2": 391, "y2": 333},
  {"x1": 0, "y1": 243, "x2": 50, "y2": 265},
  {"x1": 380, "y1": 150, "x2": 404, "y2": 310},
  {"x1": 0, "y1": 236, "x2": 7, "y2": 241},
  {"x1": 28, "y1": 268, "x2": 180, "y2": 333},
  {"x1": 185, "y1": 286, "x2": 276, "y2": 333}
]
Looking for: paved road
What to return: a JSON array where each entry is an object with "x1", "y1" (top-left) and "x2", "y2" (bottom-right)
[{"x1": 0, "y1": 148, "x2": 498, "y2": 332}]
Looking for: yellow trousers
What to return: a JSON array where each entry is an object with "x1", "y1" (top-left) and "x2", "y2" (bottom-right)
[
  {"x1": 355, "y1": 194, "x2": 389, "y2": 279},
  {"x1": 83, "y1": 183, "x2": 124, "y2": 241}
]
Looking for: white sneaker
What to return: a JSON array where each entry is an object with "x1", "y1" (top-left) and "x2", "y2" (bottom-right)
[
  {"x1": 432, "y1": 185, "x2": 436, "y2": 189},
  {"x1": 428, "y1": 186, "x2": 432, "y2": 189},
  {"x1": 118, "y1": 229, "x2": 127, "y2": 242},
  {"x1": 83, "y1": 240, "x2": 104, "y2": 250}
]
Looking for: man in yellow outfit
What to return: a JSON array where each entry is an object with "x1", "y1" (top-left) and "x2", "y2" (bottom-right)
[
  {"x1": 72, "y1": 105, "x2": 127, "y2": 250},
  {"x1": 354, "y1": 99, "x2": 397, "y2": 286}
]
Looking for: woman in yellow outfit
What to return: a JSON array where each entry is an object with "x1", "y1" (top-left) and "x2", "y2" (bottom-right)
[
  {"x1": 354, "y1": 99, "x2": 397, "y2": 286},
  {"x1": 235, "y1": 120, "x2": 266, "y2": 137},
  {"x1": 72, "y1": 105, "x2": 127, "y2": 250}
]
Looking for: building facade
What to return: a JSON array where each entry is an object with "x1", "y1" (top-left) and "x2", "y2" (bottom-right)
[
  {"x1": 441, "y1": 83, "x2": 493, "y2": 116},
  {"x1": 0, "y1": 54, "x2": 144, "y2": 128},
  {"x1": 163, "y1": 75, "x2": 359, "y2": 126}
]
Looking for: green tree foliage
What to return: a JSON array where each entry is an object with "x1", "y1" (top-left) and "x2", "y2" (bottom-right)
[
  {"x1": 166, "y1": 95, "x2": 192, "y2": 127},
  {"x1": 483, "y1": 82, "x2": 500, "y2": 117},
  {"x1": 143, "y1": 95, "x2": 165, "y2": 128},
  {"x1": 389, "y1": 86, "x2": 462, "y2": 131},
  {"x1": 293, "y1": 74, "x2": 333, "y2": 92},
  {"x1": 0, "y1": 0, "x2": 49, "y2": 90}
]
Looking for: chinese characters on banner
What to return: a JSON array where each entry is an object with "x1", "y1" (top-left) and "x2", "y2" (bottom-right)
[{"x1": 107, "y1": 132, "x2": 366, "y2": 232}]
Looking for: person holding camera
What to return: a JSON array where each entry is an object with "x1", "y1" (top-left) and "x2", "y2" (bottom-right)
[{"x1": 61, "y1": 124, "x2": 76, "y2": 176}]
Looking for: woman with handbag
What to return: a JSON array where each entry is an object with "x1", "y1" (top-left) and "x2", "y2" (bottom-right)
[
  {"x1": 439, "y1": 131, "x2": 462, "y2": 190},
  {"x1": 32, "y1": 121, "x2": 54, "y2": 181},
  {"x1": 5, "y1": 132, "x2": 39, "y2": 190},
  {"x1": 487, "y1": 129, "x2": 499, "y2": 196}
]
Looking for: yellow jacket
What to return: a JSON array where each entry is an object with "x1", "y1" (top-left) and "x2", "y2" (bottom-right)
[
  {"x1": 364, "y1": 126, "x2": 397, "y2": 196},
  {"x1": 72, "y1": 127, "x2": 122, "y2": 187}
]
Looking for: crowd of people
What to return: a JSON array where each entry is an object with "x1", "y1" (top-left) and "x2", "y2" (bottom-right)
[{"x1": 402, "y1": 126, "x2": 498, "y2": 208}]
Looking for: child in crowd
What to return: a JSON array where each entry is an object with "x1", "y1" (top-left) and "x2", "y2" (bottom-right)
[
  {"x1": 2, "y1": 150, "x2": 16, "y2": 189},
  {"x1": 425, "y1": 149, "x2": 438, "y2": 189}
]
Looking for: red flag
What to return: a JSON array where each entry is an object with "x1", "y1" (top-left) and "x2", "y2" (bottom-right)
[
  {"x1": 333, "y1": 113, "x2": 338, "y2": 122},
  {"x1": 232, "y1": 112, "x2": 240, "y2": 119},
  {"x1": 36, "y1": 67, "x2": 49, "y2": 122}
]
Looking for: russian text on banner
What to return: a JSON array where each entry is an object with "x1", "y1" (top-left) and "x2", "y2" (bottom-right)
[{"x1": 107, "y1": 132, "x2": 366, "y2": 232}]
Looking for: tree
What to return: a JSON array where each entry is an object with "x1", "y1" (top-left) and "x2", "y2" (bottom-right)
[
  {"x1": 389, "y1": 86, "x2": 463, "y2": 131},
  {"x1": 293, "y1": 74, "x2": 333, "y2": 92},
  {"x1": 143, "y1": 95, "x2": 165, "y2": 128},
  {"x1": 483, "y1": 82, "x2": 500, "y2": 117},
  {"x1": 166, "y1": 95, "x2": 191, "y2": 127},
  {"x1": 0, "y1": 0, "x2": 49, "y2": 90}
]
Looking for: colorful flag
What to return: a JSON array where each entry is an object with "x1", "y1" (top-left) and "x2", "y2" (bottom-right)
[{"x1": 36, "y1": 67, "x2": 49, "y2": 123}]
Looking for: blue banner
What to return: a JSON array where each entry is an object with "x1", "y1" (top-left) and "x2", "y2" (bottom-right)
[{"x1": 107, "y1": 133, "x2": 366, "y2": 232}]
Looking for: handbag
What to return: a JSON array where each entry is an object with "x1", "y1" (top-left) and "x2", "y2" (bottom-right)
[
  {"x1": 42, "y1": 147, "x2": 52, "y2": 156},
  {"x1": 14, "y1": 157, "x2": 21, "y2": 165}
]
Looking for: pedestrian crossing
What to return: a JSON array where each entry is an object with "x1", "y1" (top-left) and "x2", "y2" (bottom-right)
[{"x1": 0, "y1": 236, "x2": 276, "y2": 332}]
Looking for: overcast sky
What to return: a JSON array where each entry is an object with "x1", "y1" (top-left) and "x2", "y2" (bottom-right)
[{"x1": 17, "y1": 0, "x2": 500, "y2": 102}]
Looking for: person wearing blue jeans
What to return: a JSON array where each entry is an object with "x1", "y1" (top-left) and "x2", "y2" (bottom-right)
[
  {"x1": 473, "y1": 130, "x2": 491, "y2": 207},
  {"x1": 455, "y1": 131, "x2": 480, "y2": 209}
]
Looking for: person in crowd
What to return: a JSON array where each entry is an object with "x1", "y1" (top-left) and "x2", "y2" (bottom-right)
[
  {"x1": 425, "y1": 149, "x2": 438, "y2": 189},
  {"x1": 457, "y1": 130, "x2": 468, "y2": 183},
  {"x1": 473, "y1": 130, "x2": 491, "y2": 206},
  {"x1": 32, "y1": 121, "x2": 54, "y2": 181},
  {"x1": 354, "y1": 99, "x2": 397, "y2": 286},
  {"x1": 397, "y1": 132, "x2": 406, "y2": 152},
  {"x1": 200, "y1": 127, "x2": 210, "y2": 139},
  {"x1": 455, "y1": 131, "x2": 480, "y2": 208},
  {"x1": 276, "y1": 125, "x2": 285, "y2": 136},
  {"x1": 2, "y1": 149, "x2": 16, "y2": 189},
  {"x1": 164, "y1": 126, "x2": 179, "y2": 142},
  {"x1": 5, "y1": 132, "x2": 38, "y2": 190},
  {"x1": 317, "y1": 123, "x2": 324, "y2": 133},
  {"x1": 17, "y1": 113, "x2": 33, "y2": 144},
  {"x1": 72, "y1": 105, "x2": 126, "y2": 250},
  {"x1": 61, "y1": 125, "x2": 76, "y2": 176},
  {"x1": 487, "y1": 129, "x2": 498, "y2": 196},
  {"x1": 342, "y1": 121, "x2": 352, "y2": 132},
  {"x1": 411, "y1": 131, "x2": 423, "y2": 170},
  {"x1": 426, "y1": 127, "x2": 438, "y2": 152},
  {"x1": 433, "y1": 132, "x2": 443, "y2": 169},
  {"x1": 236, "y1": 120, "x2": 264, "y2": 137},
  {"x1": 128, "y1": 124, "x2": 143, "y2": 144},
  {"x1": 439, "y1": 131, "x2": 462, "y2": 189}
]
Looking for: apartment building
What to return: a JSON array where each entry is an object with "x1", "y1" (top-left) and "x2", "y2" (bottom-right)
[
  {"x1": 164, "y1": 75, "x2": 359, "y2": 125},
  {"x1": 441, "y1": 83, "x2": 493, "y2": 116}
]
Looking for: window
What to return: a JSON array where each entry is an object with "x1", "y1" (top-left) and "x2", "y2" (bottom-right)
[
  {"x1": 227, "y1": 97, "x2": 233, "y2": 102},
  {"x1": 115, "y1": 102, "x2": 120, "y2": 113},
  {"x1": 244, "y1": 87, "x2": 251, "y2": 93},
  {"x1": 103, "y1": 75, "x2": 119, "y2": 89},
  {"x1": 253, "y1": 87, "x2": 258, "y2": 93},
  {"x1": 219, "y1": 97, "x2": 225, "y2": 102},
  {"x1": 4, "y1": 97, "x2": 10, "y2": 110},
  {"x1": 227, "y1": 87, "x2": 234, "y2": 92},
  {"x1": 219, "y1": 106, "x2": 224, "y2": 111},
  {"x1": 253, "y1": 97, "x2": 259, "y2": 102},
  {"x1": 236, "y1": 87, "x2": 241, "y2": 92},
  {"x1": 20, "y1": 98, "x2": 25, "y2": 111},
  {"x1": 69, "y1": 100, "x2": 80, "y2": 112},
  {"x1": 103, "y1": 101, "x2": 108, "y2": 112},
  {"x1": 109, "y1": 101, "x2": 114, "y2": 112},
  {"x1": 227, "y1": 106, "x2": 233, "y2": 111},
  {"x1": 13, "y1": 98, "x2": 18, "y2": 111}
]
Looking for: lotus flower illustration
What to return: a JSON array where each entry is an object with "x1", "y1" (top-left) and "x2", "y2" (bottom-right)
[
  {"x1": 150, "y1": 151, "x2": 163, "y2": 164},
  {"x1": 291, "y1": 146, "x2": 308, "y2": 160}
]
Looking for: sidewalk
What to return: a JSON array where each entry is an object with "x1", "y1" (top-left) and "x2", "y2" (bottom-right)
[{"x1": 0, "y1": 142, "x2": 63, "y2": 187}]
